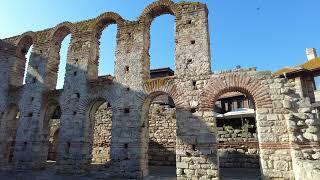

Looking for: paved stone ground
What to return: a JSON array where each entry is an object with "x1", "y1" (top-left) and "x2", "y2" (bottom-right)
[
  {"x1": 220, "y1": 168, "x2": 261, "y2": 180},
  {"x1": 0, "y1": 166, "x2": 260, "y2": 180}
]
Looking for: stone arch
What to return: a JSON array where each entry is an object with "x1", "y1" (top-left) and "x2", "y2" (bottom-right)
[
  {"x1": 142, "y1": 78, "x2": 187, "y2": 109},
  {"x1": 93, "y1": 12, "x2": 124, "y2": 39},
  {"x1": 78, "y1": 95, "x2": 115, "y2": 167},
  {"x1": 139, "y1": 0, "x2": 179, "y2": 77},
  {"x1": 10, "y1": 32, "x2": 36, "y2": 86},
  {"x1": 87, "y1": 12, "x2": 123, "y2": 80},
  {"x1": 200, "y1": 73, "x2": 272, "y2": 110},
  {"x1": 78, "y1": 91, "x2": 119, "y2": 116},
  {"x1": 200, "y1": 73, "x2": 272, "y2": 178},
  {"x1": 139, "y1": 0, "x2": 179, "y2": 26},
  {"x1": 45, "y1": 22, "x2": 76, "y2": 89}
]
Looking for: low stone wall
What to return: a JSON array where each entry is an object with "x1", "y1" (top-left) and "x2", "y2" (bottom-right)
[
  {"x1": 91, "y1": 103, "x2": 112, "y2": 164},
  {"x1": 148, "y1": 102, "x2": 176, "y2": 166},
  {"x1": 217, "y1": 123, "x2": 260, "y2": 168}
]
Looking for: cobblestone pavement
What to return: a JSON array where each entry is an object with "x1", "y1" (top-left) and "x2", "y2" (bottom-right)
[{"x1": 0, "y1": 167, "x2": 260, "y2": 180}]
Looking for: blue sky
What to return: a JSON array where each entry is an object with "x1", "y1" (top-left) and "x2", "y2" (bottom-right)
[{"x1": 1, "y1": 0, "x2": 320, "y2": 88}]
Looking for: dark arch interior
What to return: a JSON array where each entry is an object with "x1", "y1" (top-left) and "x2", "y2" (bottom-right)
[
  {"x1": 43, "y1": 103, "x2": 61, "y2": 165},
  {"x1": 47, "y1": 27, "x2": 72, "y2": 90}
]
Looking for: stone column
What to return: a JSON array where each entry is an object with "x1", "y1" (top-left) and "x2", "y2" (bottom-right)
[
  {"x1": 108, "y1": 22, "x2": 148, "y2": 178},
  {"x1": 175, "y1": 108, "x2": 218, "y2": 179},
  {"x1": 175, "y1": 2, "x2": 211, "y2": 79}
]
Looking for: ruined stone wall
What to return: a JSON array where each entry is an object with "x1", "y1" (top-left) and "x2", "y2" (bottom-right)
[
  {"x1": 0, "y1": 0, "x2": 320, "y2": 179},
  {"x1": 217, "y1": 124, "x2": 260, "y2": 168}
]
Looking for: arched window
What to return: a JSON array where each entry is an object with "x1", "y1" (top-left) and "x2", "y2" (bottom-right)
[
  {"x1": 98, "y1": 24, "x2": 117, "y2": 76},
  {"x1": 12, "y1": 35, "x2": 34, "y2": 86},
  {"x1": 140, "y1": 3, "x2": 176, "y2": 78},
  {"x1": 46, "y1": 25, "x2": 72, "y2": 90},
  {"x1": 23, "y1": 45, "x2": 33, "y2": 84},
  {"x1": 56, "y1": 35, "x2": 71, "y2": 89},
  {"x1": 149, "y1": 15, "x2": 175, "y2": 73},
  {"x1": 89, "y1": 14, "x2": 121, "y2": 80}
]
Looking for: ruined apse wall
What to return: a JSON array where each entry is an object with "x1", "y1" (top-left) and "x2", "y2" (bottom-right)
[{"x1": 0, "y1": 0, "x2": 319, "y2": 179}]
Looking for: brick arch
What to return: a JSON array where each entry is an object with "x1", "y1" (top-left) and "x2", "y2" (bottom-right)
[
  {"x1": 139, "y1": 0, "x2": 179, "y2": 26},
  {"x1": 77, "y1": 90, "x2": 120, "y2": 115},
  {"x1": 45, "y1": 22, "x2": 76, "y2": 89},
  {"x1": 77, "y1": 93, "x2": 116, "y2": 159},
  {"x1": 10, "y1": 32, "x2": 36, "y2": 86},
  {"x1": 142, "y1": 77, "x2": 187, "y2": 109},
  {"x1": 93, "y1": 12, "x2": 124, "y2": 39},
  {"x1": 48, "y1": 22, "x2": 77, "y2": 41},
  {"x1": 200, "y1": 73, "x2": 272, "y2": 110}
]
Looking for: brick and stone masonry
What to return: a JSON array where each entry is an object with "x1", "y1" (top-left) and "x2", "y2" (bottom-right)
[{"x1": 0, "y1": 0, "x2": 320, "y2": 179}]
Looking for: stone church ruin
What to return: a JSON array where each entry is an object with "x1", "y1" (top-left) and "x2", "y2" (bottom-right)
[{"x1": 0, "y1": 0, "x2": 320, "y2": 179}]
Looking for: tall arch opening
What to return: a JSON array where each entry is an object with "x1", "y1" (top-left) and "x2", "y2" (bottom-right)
[
  {"x1": 12, "y1": 35, "x2": 33, "y2": 86},
  {"x1": 214, "y1": 90, "x2": 261, "y2": 179},
  {"x1": 141, "y1": 3, "x2": 176, "y2": 78},
  {"x1": 56, "y1": 35, "x2": 71, "y2": 89},
  {"x1": 149, "y1": 14, "x2": 175, "y2": 76},
  {"x1": 90, "y1": 16, "x2": 119, "y2": 80},
  {"x1": 98, "y1": 24, "x2": 117, "y2": 76},
  {"x1": 46, "y1": 26, "x2": 72, "y2": 90},
  {"x1": 23, "y1": 45, "x2": 33, "y2": 84},
  {"x1": 87, "y1": 99, "x2": 113, "y2": 168},
  {"x1": 40, "y1": 101, "x2": 61, "y2": 168},
  {"x1": 142, "y1": 92, "x2": 177, "y2": 178},
  {"x1": 1, "y1": 104, "x2": 20, "y2": 164}
]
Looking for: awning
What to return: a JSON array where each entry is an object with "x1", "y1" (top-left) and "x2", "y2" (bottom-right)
[{"x1": 216, "y1": 108, "x2": 255, "y2": 119}]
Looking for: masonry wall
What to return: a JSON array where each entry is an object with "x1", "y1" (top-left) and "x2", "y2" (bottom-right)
[
  {"x1": 217, "y1": 120, "x2": 260, "y2": 169},
  {"x1": 0, "y1": 0, "x2": 320, "y2": 180}
]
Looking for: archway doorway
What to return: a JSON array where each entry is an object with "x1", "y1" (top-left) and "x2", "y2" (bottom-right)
[
  {"x1": 214, "y1": 91, "x2": 261, "y2": 179},
  {"x1": 87, "y1": 100, "x2": 113, "y2": 170},
  {"x1": 40, "y1": 101, "x2": 61, "y2": 168},
  {"x1": 142, "y1": 92, "x2": 177, "y2": 178}
]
